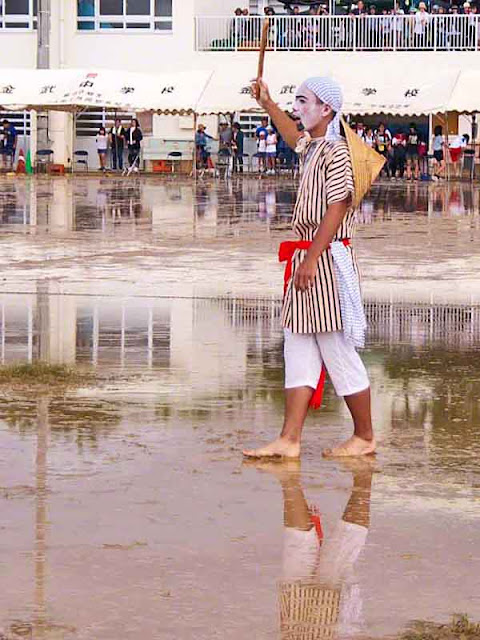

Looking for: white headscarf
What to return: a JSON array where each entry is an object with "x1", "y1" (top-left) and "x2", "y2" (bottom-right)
[{"x1": 304, "y1": 76, "x2": 343, "y2": 142}]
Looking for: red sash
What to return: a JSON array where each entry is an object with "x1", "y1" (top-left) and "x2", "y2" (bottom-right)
[{"x1": 278, "y1": 239, "x2": 350, "y2": 409}]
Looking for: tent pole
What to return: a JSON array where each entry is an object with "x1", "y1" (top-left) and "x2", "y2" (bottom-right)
[
  {"x1": 444, "y1": 111, "x2": 450, "y2": 181},
  {"x1": 193, "y1": 112, "x2": 198, "y2": 182},
  {"x1": 72, "y1": 110, "x2": 76, "y2": 174}
]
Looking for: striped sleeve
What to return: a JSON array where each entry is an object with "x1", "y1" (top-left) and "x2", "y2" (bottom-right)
[{"x1": 325, "y1": 143, "x2": 354, "y2": 206}]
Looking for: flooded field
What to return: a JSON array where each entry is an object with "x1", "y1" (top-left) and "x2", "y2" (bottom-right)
[{"x1": 0, "y1": 176, "x2": 480, "y2": 639}]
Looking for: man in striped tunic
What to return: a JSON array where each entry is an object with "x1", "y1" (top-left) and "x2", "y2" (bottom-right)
[{"x1": 244, "y1": 77, "x2": 376, "y2": 459}]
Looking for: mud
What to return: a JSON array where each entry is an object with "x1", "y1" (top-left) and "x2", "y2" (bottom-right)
[{"x1": 0, "y1": 176, "x2": 479, "y2": 640}]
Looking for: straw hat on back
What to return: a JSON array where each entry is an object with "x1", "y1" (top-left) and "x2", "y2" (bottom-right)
[
  {"x1": 303, "y1": 77, "x2": 385, "y2": 210},
  {"x1": 340, "y1": 116, "x2": 385, "y2": 209}
]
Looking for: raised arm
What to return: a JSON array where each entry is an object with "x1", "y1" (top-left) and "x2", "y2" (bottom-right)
[{"x1": 251, "y1": 78, "x2": 302, "y2": 150}]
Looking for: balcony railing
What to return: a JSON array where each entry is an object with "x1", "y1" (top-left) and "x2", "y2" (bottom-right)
[{"x1": 195, "y1": 15, "x2": 480, "y2": 52}]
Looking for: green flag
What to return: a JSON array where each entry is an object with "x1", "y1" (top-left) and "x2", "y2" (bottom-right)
[{"x1": 25, "y1": 149, "x2": 33, "y2": 175}]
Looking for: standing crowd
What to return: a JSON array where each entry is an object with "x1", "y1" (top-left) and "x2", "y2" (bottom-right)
[
  {"x1": 225, "y1": 2, "x2": 480, "y2": 51},
  {"x1": 95, "y1": 118, "x2": 143, "y2": 172},
  {"x1": 355, "y1": 121, "x2": 470, "y2": 180},
  {"x1": 195, "y1": 117, "x2": 296, "y2": 175}
]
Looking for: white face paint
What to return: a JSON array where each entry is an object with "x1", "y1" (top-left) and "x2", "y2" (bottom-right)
[{"x1": 293, "y1": 84, "x2": 331, "y2": 133}]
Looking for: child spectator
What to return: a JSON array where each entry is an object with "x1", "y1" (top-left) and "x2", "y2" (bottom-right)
[
  {"x1": 364, "y1": 127, "x2": 375, "y2": 148},
  {"x1": 96, "y1": 126, "x2": 108, "y2": 172},
  {"x1": 391, "y1": 130, "x2": 407, "y2": 179},
  {"x1": 375, "y1": 122, "x2": 391, "y2": 177},
  {"x1": 257, "y1": 130, "x2": 267, "y2": 173},
  {"x1": 266, "y1": 127, "x2": 277, "y2": 175}
]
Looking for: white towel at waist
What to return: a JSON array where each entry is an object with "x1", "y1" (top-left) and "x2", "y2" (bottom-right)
[{"x1": 330, "y1": 241, "x2": 367, "y2": 348}]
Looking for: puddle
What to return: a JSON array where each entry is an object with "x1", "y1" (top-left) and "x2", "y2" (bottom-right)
[
  {"x1": 0, "y1": 176, "x2": 480, "y2": 638},
  {"x1": 0, "y1": 289, "x2": 479, "y2": 639},
  {"x1": 0, "y1": 176, "x2": 479, "y2": 303}
]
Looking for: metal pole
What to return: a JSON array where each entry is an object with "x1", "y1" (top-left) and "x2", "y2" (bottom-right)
[{"x1": 37, "y1": 0, "x2": 50, "y2": 153}]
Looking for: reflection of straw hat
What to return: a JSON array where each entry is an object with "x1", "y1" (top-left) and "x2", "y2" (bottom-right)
[
  {"x1": 279, "y1": 581, "x2": 341, "y2": 639},
  {"x1": 340, "y1": 116, "x2": 385, "y2": 209}
]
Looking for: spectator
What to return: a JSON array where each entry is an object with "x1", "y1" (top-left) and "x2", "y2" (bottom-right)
[
  {"x1": 448, "y1": 132, "x2": 467, "y2": 177},
  {"x1": 266, "y1": 126, "x2": 278, "y2": 175},
  {"x1": 126, "y1": 118, "x2": 143, "y2": 173},
  {"x1": 352, "y1": 0, "x2": 366, "y2": 14},
  {"x1": 257, "y1": 130, "x2": 267, "y2": 173},
  {"x1": 432, "y1": 124, "x2": 445, "y2": 180},
  {"x1": 391, "y1": 130, "x2": 407, "y2": 179},
  {"x1": 375, "y1": 122, "x2": 391, "y2": 177},
  {"x1": 364, "y1": 127, "x2": 375, "y2": 147},
  {"x1": 1, "y1": 119, "x2": 17, "y2": 171},
  {"x1": 256, "y1": 116, "x2": 269, "y2": 141},
  {"x1": 264, "y1": 6, "x2": 276, "y2": 15},
  {"x1": 109, "y1": 118, "x2": 126, "y2": 171},
  {"x1": 405, "y1": 123, "x2": 420, "y2": 180},
  {"x1": 218, "y1": 121, "x2": 232, "y2": 153},
  {"x1": 356, "y1": 121, "x2": 366, "y2": 139},
  {"x1": 195, "y1": 123, "x2": 213, "y2": 170},
  {"x1": 463, "y1": 2, "x2": 475, "y2": 48},
  {"x1": 231, "y1": 122, "x2": 244, "y2": 173},
  {"x1": 96, "y1": 126, "x2": 108, "y2": 172},
  {"x1": 413, "y1": 2, "x2": 431, "y2": 48},
  {"x1": 231, "y1": 7, "x2": 244, "y2": 47}
]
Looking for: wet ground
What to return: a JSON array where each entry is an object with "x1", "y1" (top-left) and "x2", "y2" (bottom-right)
[{"x1": 0, "y1": 176, "x2": 480, "y2": 639}]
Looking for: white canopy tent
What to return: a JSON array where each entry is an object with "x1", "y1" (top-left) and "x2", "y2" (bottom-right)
[
  {"x1": 447, "y1": 69, "x2": 480, "y2": 114},
  {"x1": 0, "y1": 68, "x2": 213, "y2": 113},
  {"x1": 1, "y1": 60, "x2": 478, "y2": 117},
  {"x1": 196, "y1": 55, "x2": 464, "y2": 116}
]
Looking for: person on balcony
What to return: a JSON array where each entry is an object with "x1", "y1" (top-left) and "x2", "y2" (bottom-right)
[
  {"x1": 413, "y1": 2, "x2": 431, "y2": 49},
  {"x1": 463, "y1": 2, "x2": 475, "y2": 49},
  {"x1": 230, "y1": 8, "x2": 244, "y2": 48}
]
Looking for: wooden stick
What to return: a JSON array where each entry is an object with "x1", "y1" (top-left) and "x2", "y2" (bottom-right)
[{"x1": 257, "y1": 18, "x2": 270, "y2": 80}]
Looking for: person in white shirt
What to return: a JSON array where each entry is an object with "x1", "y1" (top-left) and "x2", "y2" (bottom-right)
[
  {"x1": 257, "y1": 130, "x2": 267, "y2": 173},
  {"x1": 96, "y1": 126, "x2": 108, "y2": 172},
  {"x1": 364, "y1": 127, "x2": 374, "y2": 148},
  {"x1": 413, "y1": 2, "x2": 430, "y2": 47},
  {"x1": 266, "y1": 127, "x2": 278, "y2": 175}
]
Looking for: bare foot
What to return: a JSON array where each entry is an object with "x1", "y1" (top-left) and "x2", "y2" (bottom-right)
[
  {"x1": 322, "y1": 435, "x2": 376, "y2": 458},
  {"x1": 242, "y1": 437, "x2": 300, "y2": 459}
]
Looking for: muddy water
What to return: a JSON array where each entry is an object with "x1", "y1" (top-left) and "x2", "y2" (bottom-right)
[
  {"x1": 0, "y1": 175, "x2": 479, "y2": 301},
  {"x1": 0, "y1": 176, "x2": 480, "y2": 639}
]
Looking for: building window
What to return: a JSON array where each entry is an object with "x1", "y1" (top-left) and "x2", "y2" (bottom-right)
[
  {"x1": 0, "y1": 0, "x2": 36, "y2": 29},
  {"x1": 77, "y1": 0, "x2": 172, "y2": 31}
]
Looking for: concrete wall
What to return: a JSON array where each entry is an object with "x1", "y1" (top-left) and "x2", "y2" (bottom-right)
[{"x1": 0, "y1": 33, "x2": 36, "y2": 68}]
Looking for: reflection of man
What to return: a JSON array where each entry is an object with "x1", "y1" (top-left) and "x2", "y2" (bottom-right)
[{"x1": 247, "y1": 459, "x2": 373, "y2": 640}]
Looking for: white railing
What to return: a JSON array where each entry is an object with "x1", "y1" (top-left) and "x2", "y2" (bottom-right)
[{"x1": 195, "y1": 15, "x2": 480, "y2": 52}]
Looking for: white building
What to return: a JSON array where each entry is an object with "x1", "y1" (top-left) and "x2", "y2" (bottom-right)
[{"x1": 0, "y1": 0, "x2": 478, "y2": 166}]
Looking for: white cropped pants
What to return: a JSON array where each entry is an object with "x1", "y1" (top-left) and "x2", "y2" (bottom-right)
[{"x1": 284, "y1": 329, "x2": 369, "y2": 397}]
